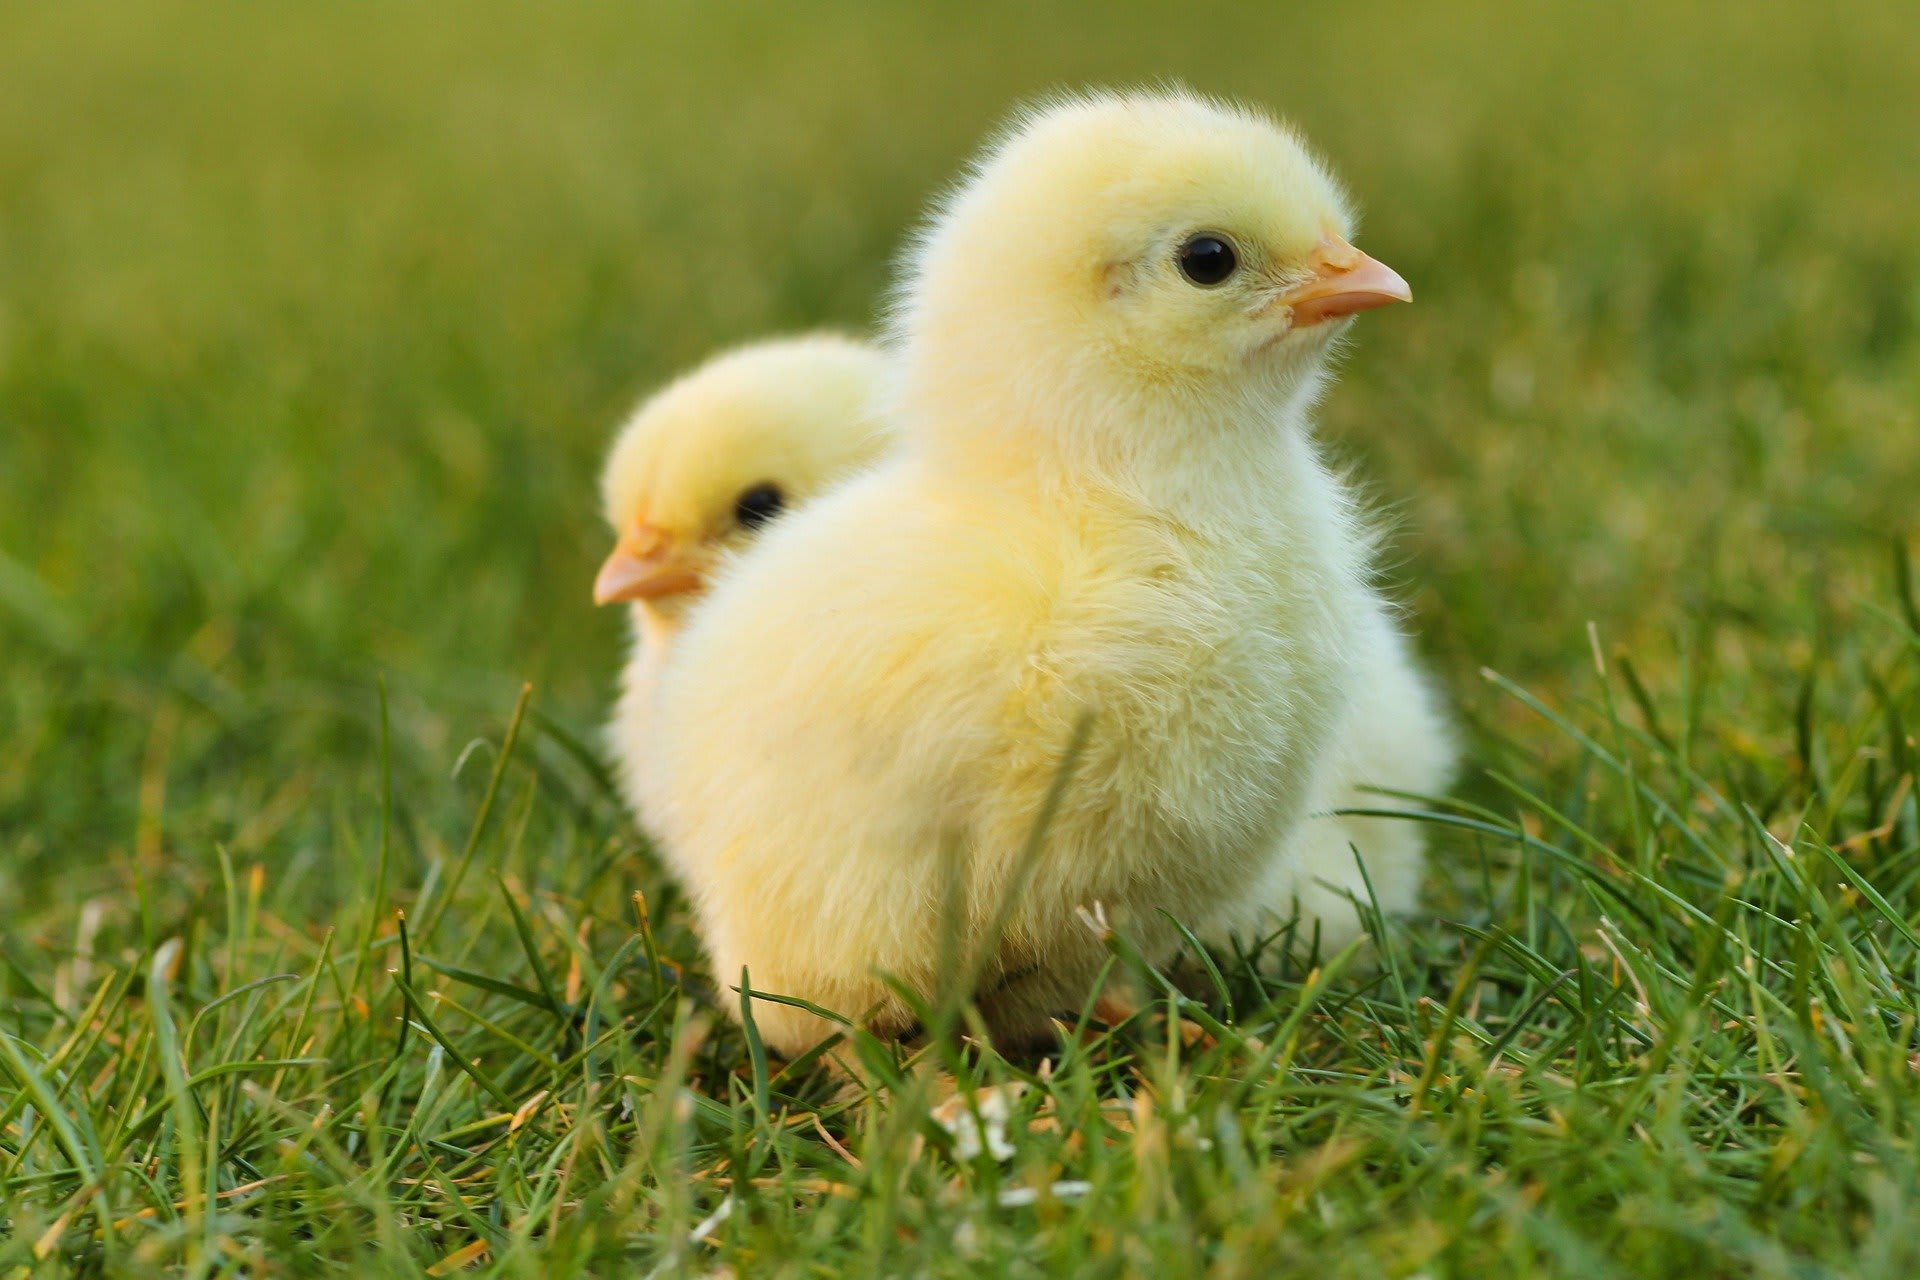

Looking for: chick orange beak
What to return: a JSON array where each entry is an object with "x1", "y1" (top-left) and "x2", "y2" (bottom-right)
[
  {"x1": 593, "y1": 525, "x2": 705, "y2": 605},
  {"x1": 1280, "y1": 235, "x2": 1412, "y2": 327}
]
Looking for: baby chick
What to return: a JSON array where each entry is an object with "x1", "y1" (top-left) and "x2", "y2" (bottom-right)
[
  {"x1": 646, "y1": 90, "x2": 1419, "y2": 1056},
  {"x1": 594, "y1": 333, "x2": 893, "y2": 841}
]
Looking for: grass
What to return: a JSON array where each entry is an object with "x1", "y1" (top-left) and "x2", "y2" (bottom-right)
[{"x1": 2, "y1": 1, "x2": 1918, "y2": 1274}]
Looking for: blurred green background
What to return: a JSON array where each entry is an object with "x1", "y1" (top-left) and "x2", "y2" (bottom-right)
[{"x1": 2, "y1": 0, "x2": 1916, "y2": 902}]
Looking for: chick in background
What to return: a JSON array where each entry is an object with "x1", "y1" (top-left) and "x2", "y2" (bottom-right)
[
  {"x1": 594, "y1": 333, "x2": 894, "y2": 844},
  {"x1": 647, "y1": 89, "x2": 1437, "y2": 1056}
]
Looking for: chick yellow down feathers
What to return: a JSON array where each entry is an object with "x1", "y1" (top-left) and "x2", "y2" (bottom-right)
[
  {"x1": 1209, "y1": 603, "x2": 1456, "y2": 949},
  {"x1": 647, "y1": 91, "x2": 1428, "y2": 1055},
  {"x1": 594, "y1": 333, "x2": 893, "y2": 842}
]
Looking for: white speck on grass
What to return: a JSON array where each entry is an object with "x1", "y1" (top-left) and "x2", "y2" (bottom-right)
[
  {"x1": 449, "y1": 737, "x2": 493, "y2": 781},
  {"x1": 646, "y1": 1198, "x2": 734, "y2": 1279},
  {"x1": 931, "y1": 1083, "x2": 1025, "y2": 1162},
  {"x1": 996, "y1": 1180, "x2": 1094, "y2": 1208},
  {"x1": 687, "y1": 1197, "x2": 733, "y2": 1245}
]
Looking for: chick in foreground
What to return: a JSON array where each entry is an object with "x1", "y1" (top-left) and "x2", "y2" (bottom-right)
[
  {"x1": 646, "y1": 91, "x2": 1420, "y2": 1056},
  {"x1": 594, "y1": 333, "x2": 893, "y2": 839}
]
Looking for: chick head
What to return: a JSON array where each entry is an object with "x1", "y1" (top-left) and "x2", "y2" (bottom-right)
[
  {"x1": 595, "y1": 333, "x2": 892, "y2": 609},
  {"x1": 899, "y1": 89, "x2": 1408, "y2": 414}
]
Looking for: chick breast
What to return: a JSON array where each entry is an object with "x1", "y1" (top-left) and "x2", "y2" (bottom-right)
[
  {"x1": 609, "y1": 607, "x2": 679, "y2": 847},
  {"x1": 1206, "y1": 598, "x2": 1458, "y2": 951}
]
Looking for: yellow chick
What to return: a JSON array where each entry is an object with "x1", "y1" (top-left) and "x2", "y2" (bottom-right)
[
  {"x1": 646, "y1": 90, "x2": 1419, "y2": 1056},
  {"x1": 594, "y1": 333, "x2": 894, "y2": 842}
]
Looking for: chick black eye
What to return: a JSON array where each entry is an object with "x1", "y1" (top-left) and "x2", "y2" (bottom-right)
[
  {"x1": 1177, "y1": 234, "x2": 1239, "y2": 287},
  {"x1": 732, "y1": 483, "x2": 786, "y2": 531}
]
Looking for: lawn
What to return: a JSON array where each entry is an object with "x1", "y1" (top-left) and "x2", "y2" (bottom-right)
[{"x1": 3, "y1": 1, "x2": 1918, "y2": 1275}]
